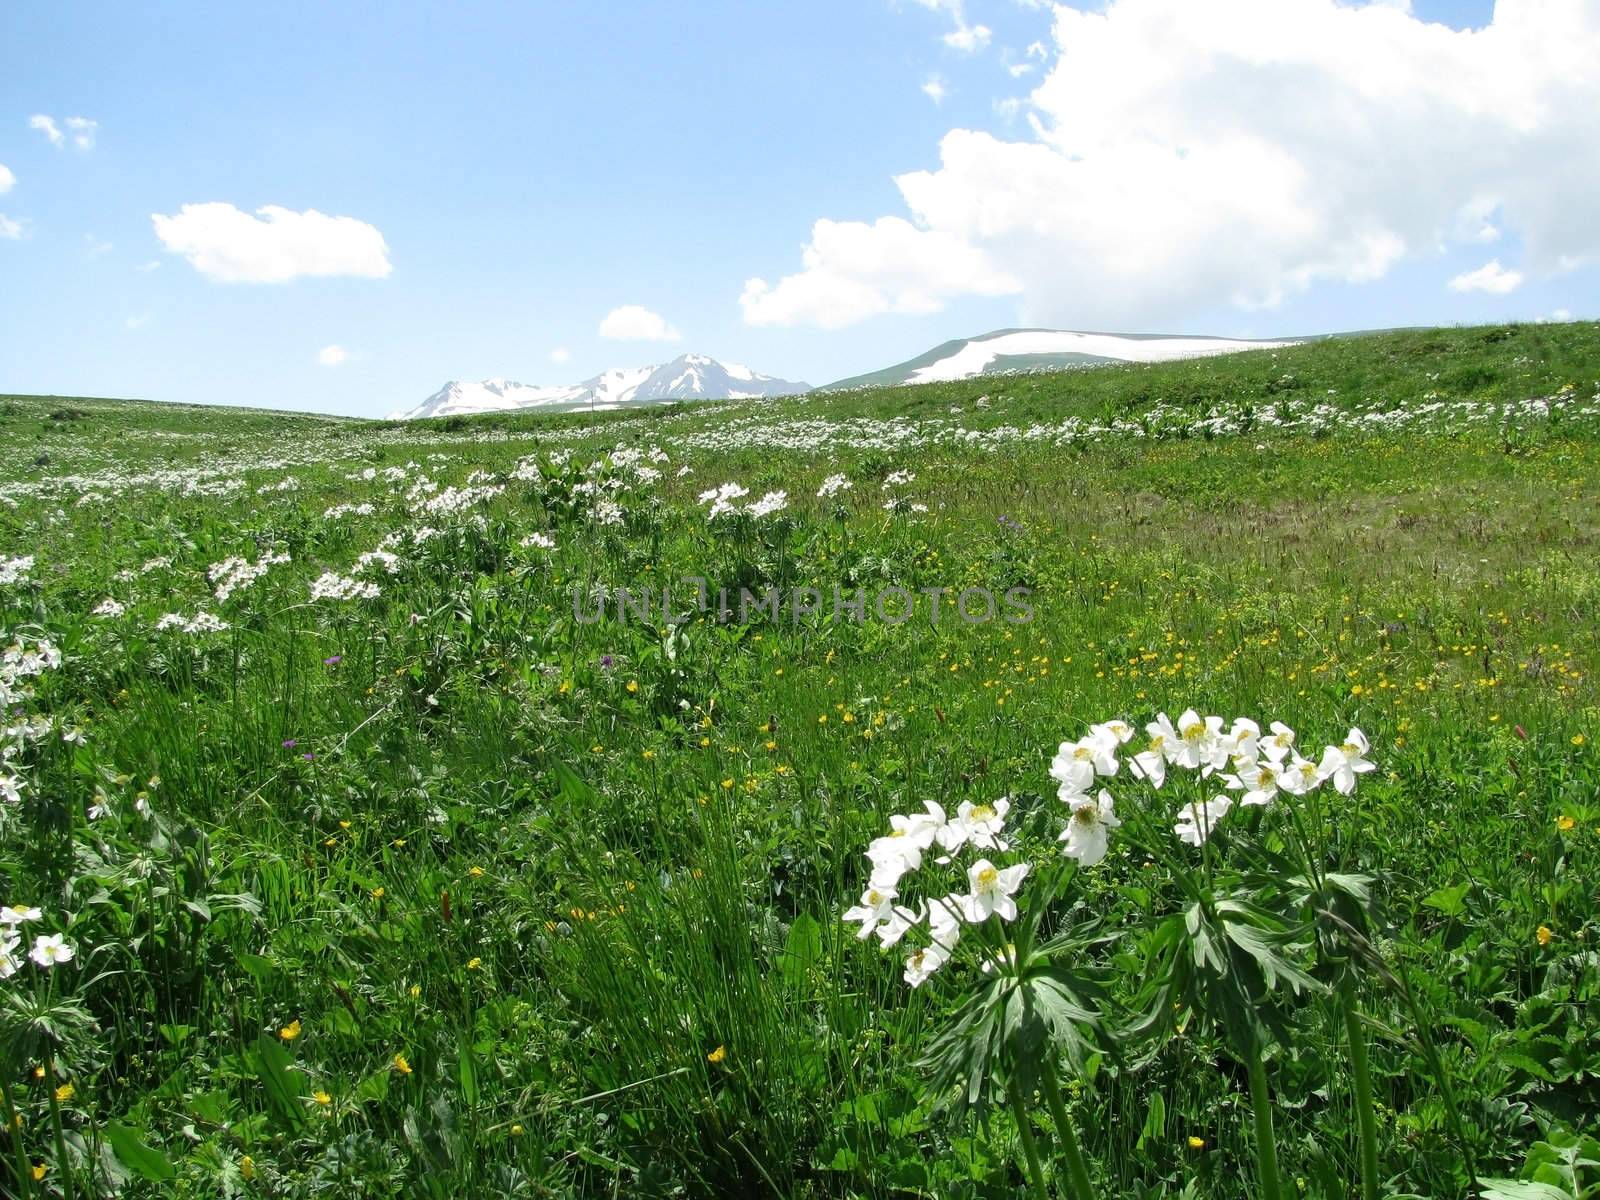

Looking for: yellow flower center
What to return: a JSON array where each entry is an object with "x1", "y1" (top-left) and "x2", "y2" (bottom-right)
[
  {"x1": 968, "y1": 804, "x2": 996, "y2": 823},
  {"x1": 978, "y1": 867, "x2": 999, "y2": 887}
]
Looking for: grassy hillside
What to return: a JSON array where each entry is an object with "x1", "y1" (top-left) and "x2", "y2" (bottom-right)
[{"x1": 1, "y1": 323, "x2": 1597, "y2": 1198}]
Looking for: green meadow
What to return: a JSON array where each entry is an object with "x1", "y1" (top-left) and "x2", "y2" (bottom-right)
[{"x1": 1, "y1": 322, "x2": 1597, "y2": 1198}]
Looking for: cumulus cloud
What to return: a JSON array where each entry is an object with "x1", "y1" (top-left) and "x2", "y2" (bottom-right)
[
  {"x1": 923, "y1": 75, "x2": 948, "y2": 103},
  {"x1": 1448, "y1": 259, "x2": 1524, "y2": 295},
  {"x1": 150, "y1": 203, "x2": 392, "y2": 283},
  {"x1": 748, "y1": 0, "x2": 1600, "y2": 329},
  {"x1": 741, "y1": 216, "x2": 1020, "y2": 328},
  {"x1": 598, "y1": 304, "x2": 680, "y2": 342},
  {"x1": 0, "y1": 214, "x2": 21, "y2": 240},
  {"x1": 549, "y1": 347, "x2": 571, "y2": 364},
  {"x1": 0, "y1": 164, "x2": 14, "y2": 194},
  {"x1": 317, "y1": 344, "x2": 350, "y2": 367}
]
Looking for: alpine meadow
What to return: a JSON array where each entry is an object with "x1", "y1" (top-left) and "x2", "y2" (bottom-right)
[{"x1": 2, "y1": 322, "x2": 1598, "y2": 1199}]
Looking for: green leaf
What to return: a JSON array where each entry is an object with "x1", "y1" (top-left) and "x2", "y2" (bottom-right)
[
  {"x1": 104, "y1": 1124, "x2": 177, "y2": 1182},
  {"x1": 1475, "y1": 1178, "x2": 1573, "y2": 1200},
  {"x1": 778, "y1": 913, "x2": 823, "y2": 990},
  {"x1": 458, "y1": 1033, "x2": 479, "y2": 1107},
  {"x1": 1136, "y1": 1090, "x2": 1167, "y2": 1152},
  {"x1": 248, "y1": 1032, "x2": 307, "y2": 1133},
  {"x1": 1423, "y1": 882, "x2": 1472, "y2": 916}
]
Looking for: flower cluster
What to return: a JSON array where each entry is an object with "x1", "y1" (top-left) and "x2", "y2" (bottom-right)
[
  {"x1": 1051, "y1": 711, "x2": 1374, "y2": 849},
  {"x1": 309, "y1": 572, "x2": 381, "y2": 602},
  {"x1": 209, "y1": 550, "x2": 291, "y2": 603},
  {"x1": 816, "y1": 473, "x2": 852, "y2": 499},
  {"x1": 695, "y1": 481, "x2": 790, "y2": 522},
  {"x1": 843, "y1": 796, "x2": 1031, "y2": 987},
  {"x1": 0, "y1": 555, "x2": 35, "y2": 586},
  {"x1": 155, "y1": 611, "x2": 230, "y2": 635}
]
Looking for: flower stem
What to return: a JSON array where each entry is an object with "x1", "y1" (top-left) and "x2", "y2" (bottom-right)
[
  {"x1": 1006, "y1": 1076, "x2": 1051, "y2": 1200},
  {"x1": 1039, "y1": 1058, "x2": 1096, "y2": 1200},
  {"x1": 1340, "y1": 976, "x2": 1381, "y2": 1200},
  {"x1": 1244, "y1": 1051, "x2": 1284, "y2": 1200},
  {"x1": 0, "y1": 1078, "x2": 35, "y2": 1200}
]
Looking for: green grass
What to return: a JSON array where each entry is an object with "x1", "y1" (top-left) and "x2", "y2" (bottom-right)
[{"x1": 1, "y1": 322, "x2": 1597, "y2": 1198}]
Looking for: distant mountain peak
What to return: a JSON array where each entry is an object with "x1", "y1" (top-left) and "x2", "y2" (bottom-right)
[{"x1": 392, "y1": 354, "x2": 809, "y2": 420}]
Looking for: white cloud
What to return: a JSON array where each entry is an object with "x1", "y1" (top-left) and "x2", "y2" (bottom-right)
[
  {"x1": 944, "y1": 21, "x2": 992, "y2": 51},
  {"x1": 751, "y1": 0, "x2": 1600, "y2": 329},
  {"x1": 135, "y1": 260, "x2": 161, "y2": 272},
  {"x1": 29, "y1": 115, "x2": 62, "y2": 146},
  {"x1": 317, "y1": 344, "x2": 350, "y2": 367},
  {"x1": 1448, "y1": 259, "x2": 1524, "y2": 295},
  {"x1": 0, "y1": 214, "x2": 21, "y2": 240},
  {"x1": 0, "y1": 164, "x2": 14, "y2": 194},
  {"x1": 923, "y1": 75, "x2": 948, "y2": 103},
  {"x1": 598, "y1": 304, "x2": 680, "y2": 342},
  {"x1": 65, "y1": 117, "x2": 97, "y2": 150},
  {"x1": 84, "y1": 234, "x2": 113, "y2": 260},
  {"x1": 150, "y1": 203, "x2": 392, "y2": 283},
  {"x1": 908, "y1": 0, "x2": 990, "y2": 53},
  {"x1": 740, "y1": 216, "x2": 1020, "y2": 329},
  {"x1": 30, "y1": 114, "x2": 95, "y2": 150},
  {"x1": 125, "y1": 313, "x2": 152, "y2": 330},
  {"x1": 549, "y1": 347, "x2": 571, "y2": 364}
]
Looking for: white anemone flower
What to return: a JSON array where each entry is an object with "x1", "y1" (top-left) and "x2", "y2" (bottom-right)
[
  {"x1": 1089, "y1": 719, "x2": 1136, "y2": 746},
  {"x1": 1, "y1": 935, "x2": 22, "y2": 979},
  {"x1": 842, "y1": 885, "x2": 899, "y2": 940},
  {"x1": 961, "y1": 859, "x2": 1030, "y2": 923},
  {"x1": 928, "y1": 896, "x2": 963, "y2": 952},
  {"x1": 1318, "y1": 728, "x2": 1375, "y2": 794},
  {"x1": 943, "y1": 797, "x2": 1010, "y2": 852},
  {"x1": 874, "y1": 904, "x2": 922, "y2": 948},
  {"x1": 1174, "y1": 796, "x2": 1233, "y2": 846},
  {"x1": 865, "y1": 802, "x2": 945, "y2": 884},
  {"x1": 1059, "y1": 789, "x2": 1121, "y2": 867},
  {"x1": 1050, "y1": 734, "x2": 1118, "y2": 796},
  {"x1": 1174, "y1": 709, "x2": 1226, "y2": 770},
  {"x1": 1, "y1": 904, "x2": 42, "y2": 926},
  {"x1": 1276, "y1": 753, "x2": 1324, "y2": 796},
  {"x1": 1227, "y1": 759, "x2": 1284, "y2": 807},
  {"x1": 903, "y1": 941, "x2": 950, "y2": 988},
  {"x1": 29, "y1": 933, "x2": 75, "y2": 967},
  {"x1": 1262, "y1": 721, "x2": 1297, "y2": 762}
]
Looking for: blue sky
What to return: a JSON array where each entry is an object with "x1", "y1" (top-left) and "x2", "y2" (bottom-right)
[{"x1": 2, "y1": 0, "x2": 1591, "y2": 418}]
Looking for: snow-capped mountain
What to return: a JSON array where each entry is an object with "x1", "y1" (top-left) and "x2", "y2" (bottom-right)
[
  {"x1": 826, "y1": 329, "x2": 1302, "y2": 389},
  {"x1": 392, "y1": 354, "x2": 809, "y2": 420}
]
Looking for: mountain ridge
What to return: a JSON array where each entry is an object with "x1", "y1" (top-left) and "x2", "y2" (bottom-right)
[
  {"x1": 392, "y1": 353, "x2": 810, "y2": 420},
  {"x1": 824, "y1": 328, "x2": 1303, "y2": 390}
]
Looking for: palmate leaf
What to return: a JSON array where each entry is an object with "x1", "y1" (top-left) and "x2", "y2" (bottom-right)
[
  {"x1": 918, "y1": 949, "x2": 1108, "y2": 1117},
  {"x1": 1476, "y1": 1180, "x2": 1576, "y2": 1200},
  {"x1": 1220, "y1": 918, "x2": 1323, "y2": 997}
]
